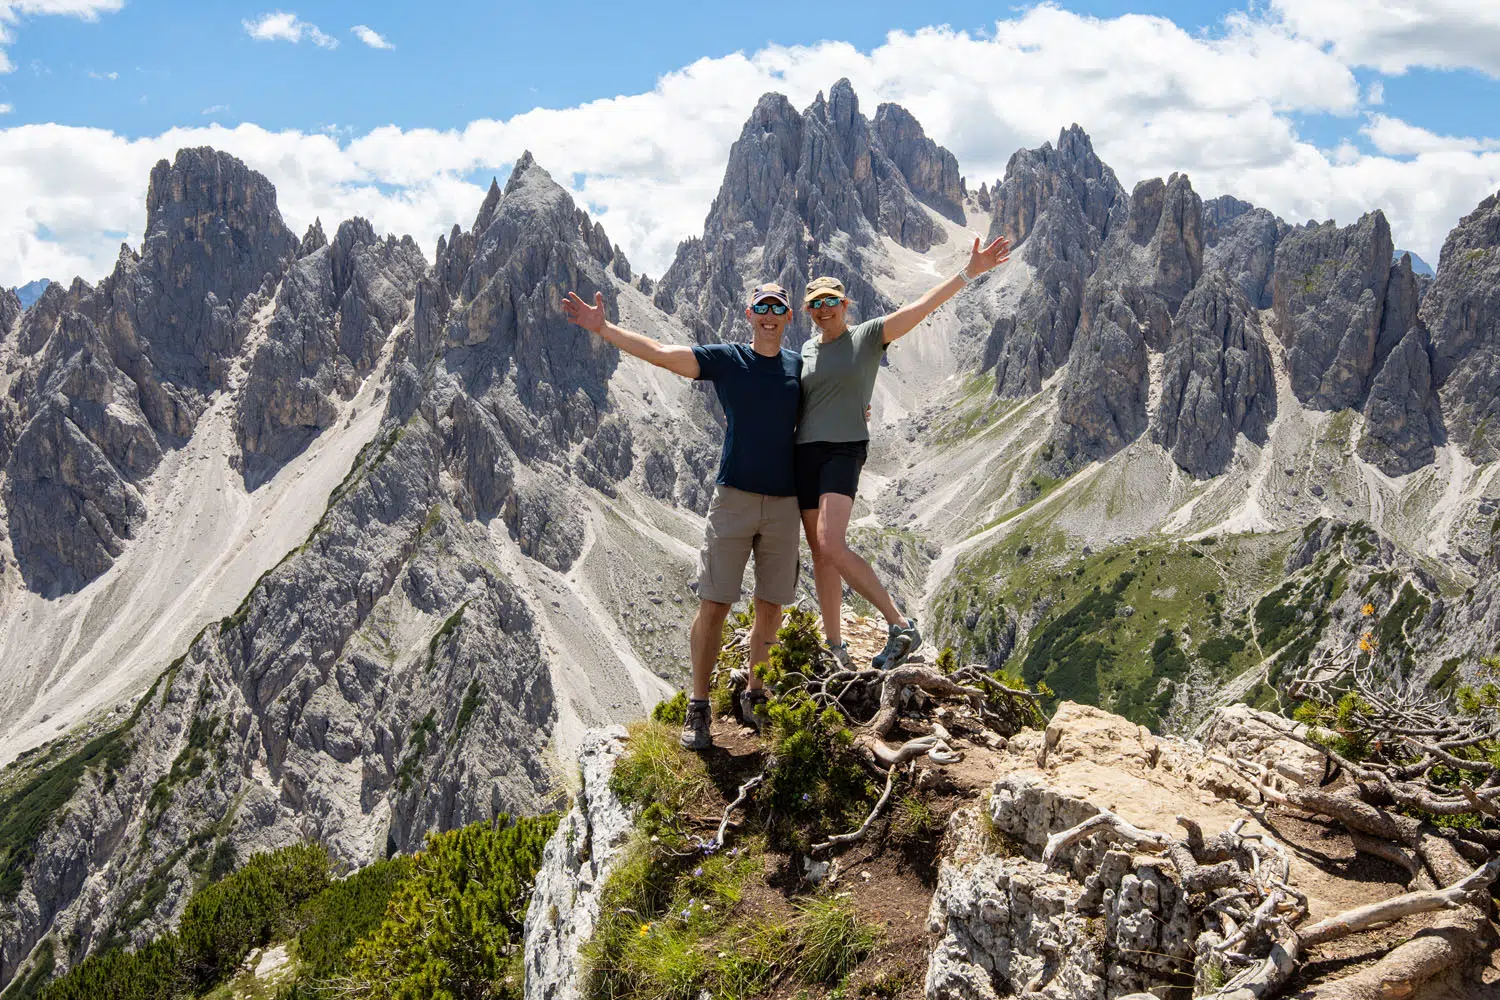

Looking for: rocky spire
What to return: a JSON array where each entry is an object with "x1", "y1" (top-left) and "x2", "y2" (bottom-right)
[
  {"x1": 1423, "y1": 191, "x2": 1500, "y2": 462},
  {"x1": 981, "y1": 126, "x2": 1129, "y2": 398},
  {"x1": 298, "y1": 218, "x2": 328, "y2": 257},
  {"x1": 1271, "y1": 211, "x2": 1394, "y2": 411},
  {"x1": 653, "y1": 80, "x2": 959, "y2": 347},
  {"x1": 1152, "y1": 271, "x2": 1276, "y2": 477},
  {"x1": 236, "y1": 218, "x2": 426, "y2": 478},
  {"x1": 1202, "y1": 195, "x2": 1288, "y2": 309},
  {"x1": 872, "y1": 102, "x2": 965, "y2": 223}
]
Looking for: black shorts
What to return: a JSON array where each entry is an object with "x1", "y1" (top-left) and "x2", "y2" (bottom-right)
[{"x1": 795, "y1": 440, "x2": 869, "y2": 511}]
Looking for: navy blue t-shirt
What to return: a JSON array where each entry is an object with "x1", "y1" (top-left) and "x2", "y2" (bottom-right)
[{"x1": 692, "y1": 343, "x2": 801, "y2": 497}]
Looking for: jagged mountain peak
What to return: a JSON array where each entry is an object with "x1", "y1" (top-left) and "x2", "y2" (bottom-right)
[
  {"x1": 654, "y1": 79, "x2": 964, "y2": 345},
  {"x1": 299, "y1": 217, "x2": 328, "y2": 257}
]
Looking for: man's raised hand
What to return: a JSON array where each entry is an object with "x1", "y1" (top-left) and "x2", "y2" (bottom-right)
[
  {"x1": 562, "y1": 290, "x2": 606, "y2": 334},
  {"x1": 964, "y1": 236, "x2": 1011, "y2": 279}
]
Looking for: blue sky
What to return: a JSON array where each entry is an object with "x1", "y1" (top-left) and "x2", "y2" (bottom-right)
[{"x1": 3, "y1": 1, "x2": 1499, "y2": 286}]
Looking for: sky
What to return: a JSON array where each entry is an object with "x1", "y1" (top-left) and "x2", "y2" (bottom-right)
[{"x1": 4, "y1": 0, "x2": 1500, "y2": 288}]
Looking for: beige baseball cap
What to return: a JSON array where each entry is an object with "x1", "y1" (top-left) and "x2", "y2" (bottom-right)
[{"x1": 804, "y1": 275, "x2": 846, "y2": 304}]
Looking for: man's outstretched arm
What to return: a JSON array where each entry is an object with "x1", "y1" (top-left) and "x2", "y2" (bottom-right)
[{"x1": 562, "y1": 291, "x2": 700, "y2": 379}]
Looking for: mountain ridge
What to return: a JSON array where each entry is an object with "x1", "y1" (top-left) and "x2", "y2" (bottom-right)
[{"x1": 1, "y1": 82, "x2": 1499, "y2": 993}]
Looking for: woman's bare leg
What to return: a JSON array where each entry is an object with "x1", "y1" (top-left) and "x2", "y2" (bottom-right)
[
  {"x1": 816, "y1": 493, "x2": 906, "y2": 626},
  {"x1": 802, "y1": 509, "x2": 846, "y2": 647}
]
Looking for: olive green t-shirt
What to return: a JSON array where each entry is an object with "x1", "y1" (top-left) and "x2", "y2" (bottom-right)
[{"x1": 797, "y1": 318, "x2": 886, "y2": 444}]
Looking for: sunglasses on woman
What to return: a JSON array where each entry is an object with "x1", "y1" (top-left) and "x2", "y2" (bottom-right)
[
  {"x1": 807, "y1": 296, "x2": 843, "y2": 310},
  {"x1": 751, "y1": 302, "x2": 790, "y2": 315}
]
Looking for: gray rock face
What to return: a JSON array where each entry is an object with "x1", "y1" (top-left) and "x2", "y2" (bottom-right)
[
  {"x1": 654, "y1": 79, "x2": 956, "y2": 348},
  {"x1": 1202, "y1": 195, "x2": 1287, "y2": 309},
  {"x1": 4, "y1": 312, "x2": 160, "y2": 592},
  {"x1": 988, "y1": 124, "x2": 1125, "y2": 254},
  {"x1": 1269, "y1": 211, "x2": 1449, "y2": 474},
  {"x1": 109, "y1": 147, "x2": 298, "y2": 422},
  {"x1": 0, "y1": 288, "x2": 19, "y2": 331},
  {"x1": 419, "y1": 153, "x2": 620, "y2": 563},
  {"x1": 1152, "y1": 272, "x2": 1275, "y2": 477},
  {"x1": 1049, "y1": 287, "x2": 1150, "y2": 469},
  {"x1": 523, "y1": 727, "x2": 635, "y2": 1000},
  {"x1": 236, "y1": 218, "x2": 426, "y2": 476},
  {"x1": 871, "y1": 102, "x2": 965, "y2": 223},
  {"x1": 982, "y1": 126, "x2": 1128, "y2": 396},
  {"x1": 1045, "y1": 173, "x2": 1203, "y2": 468},
  {"x1": 1271, "y1": 212, "x2": 1393, "y2": 411},
  {"x1": 1358, "y1": 257, "x2": 1441, "y2": 475},
  {"x1": 1, "y1": 150, "x2": 307, "y2": 592},
  {"x1": 1424, "y1": 191, "x2": 1500, "y2": 462}
]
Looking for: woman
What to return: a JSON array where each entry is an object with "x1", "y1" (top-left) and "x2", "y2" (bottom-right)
[{"x1": 798, "y1": 236, "x2": 1010, "y2": 669}]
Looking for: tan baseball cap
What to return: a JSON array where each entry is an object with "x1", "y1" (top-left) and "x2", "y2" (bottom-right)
[
  {"x1": 749, "y1": 282, "x2": 792, "y2": 310},
  {"x1": 804, "y1": 275, "x2": 846, "y2": 304}
]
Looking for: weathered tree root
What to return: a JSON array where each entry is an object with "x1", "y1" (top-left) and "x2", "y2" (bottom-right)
[
  {"x1": 811, "y1": 766, "x2": 898, "y2": 854},
  {"x1": 711, "y1": 773, "x2": 764, "y2": 849},
  {"x1": 1297, "y1": 856, "x2": 1500, "y2": 948},
  {"x1": 856, "y1": 665, "x2": 982, "y2": 766},
  {"x1": 1295, "y1": 907, "x2": 1491, "y2": 1000}
]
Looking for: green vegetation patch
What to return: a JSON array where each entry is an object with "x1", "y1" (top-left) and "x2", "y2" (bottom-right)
[
  {"x1": 0, "y1": 725, "x2": 133, "y2": 901},
  {"x1": 41, "y1": 844, "x2": 332, "y2": 1000}
]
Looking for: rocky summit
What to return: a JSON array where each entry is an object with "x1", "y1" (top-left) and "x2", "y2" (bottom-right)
[{"x1": 0, "y1": 80, "x2": 1498, "y2": 1000}]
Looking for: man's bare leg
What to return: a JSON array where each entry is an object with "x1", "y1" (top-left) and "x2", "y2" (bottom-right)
[
  {"x1": 747, "y1": 598, "x2": 781, "y2": 689},
  {"x1": 689, "y1": 599, "x2": 733, "y2": 700}
]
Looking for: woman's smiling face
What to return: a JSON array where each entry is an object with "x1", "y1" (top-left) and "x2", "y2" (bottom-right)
[{"x1": 809, "y1": 296, "x2": 847, "y2": 334}]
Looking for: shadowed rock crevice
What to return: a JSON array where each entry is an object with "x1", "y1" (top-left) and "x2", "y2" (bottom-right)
[
  {"x1": 236, "y1": 218, "x2": 426, "y2": 483},
  {"x1": 982, "y1": 126, "x2": 1128, "y2": 397},
  {"x1": 1152, "y1": 272, "x2": 1275, "y2": 478}
]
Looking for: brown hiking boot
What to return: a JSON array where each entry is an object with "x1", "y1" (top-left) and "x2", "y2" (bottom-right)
[{"x1": 679, "y1": 699, "x2": 712, "y2": 750}]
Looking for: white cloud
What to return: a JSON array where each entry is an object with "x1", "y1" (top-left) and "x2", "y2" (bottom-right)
[
  {"x1": 201, "y1": 104, "x2": 228, "y2": 116},
  {"x1": 1363, "y1": 114, "x2": 1500, "y2": 157},
  {"x1": 0, "y1": 103, "x2": 10, "y2": 114},
  {"x1": 0, "y1": 0, "x2": 123, "y2": 72},
  {"x1": 86, "y1": 68, "x2": 116, "y2": 80},
  {"x1": 1273, "y1": 0, "x2": 1500, "y2": 77},
  {"x1": 242, "y1": 11, "x2": 337, "y2": 50},
  {"x1": 350, "y1": 24, "x2": 392, "y2": 50},
  {"x1": 1365, "y1": 80, "x2": 1383, "y2": 105},
  {"x1": 5, "y1": 6, "x2": 1500, "y2": 287}
]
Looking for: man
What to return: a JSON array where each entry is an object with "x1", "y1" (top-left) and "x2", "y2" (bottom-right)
[{"x1": 561, "y1": 283, "x2": 801, "y2": 750}]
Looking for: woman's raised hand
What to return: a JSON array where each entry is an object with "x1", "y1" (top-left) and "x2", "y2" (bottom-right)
[
  {"x1": 964, "y1": 236, "x2": 1011, "y2": 279},
  {"x1": 561, "y1": 290, "x2": 606, "y2": 334}
]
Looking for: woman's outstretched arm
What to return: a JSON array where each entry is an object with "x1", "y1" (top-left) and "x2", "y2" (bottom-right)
[
  {"x1": 881, "y1": 236, "x2": 1010, "y2": 345},
  {"x1": 562, "y1": 290, "x2": 701, "y2": 378}
]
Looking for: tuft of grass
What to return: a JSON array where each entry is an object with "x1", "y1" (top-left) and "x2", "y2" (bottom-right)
[
  {"x1": 610, "y1": 722, "x2": 715, "y2": 837},
  {"x1": 583, "y1": 833, "x2": 769, "y2": 1000},
  {"x1": 889, "y1": 794, "x2": 939, "y2": 842},
  {"x1": 793, "y1": 894, "x2": 879, "y2": 985}
]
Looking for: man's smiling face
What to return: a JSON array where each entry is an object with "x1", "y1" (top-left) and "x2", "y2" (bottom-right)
[{"x1": 746, "y1": 300, "x2": 792, "y2": 338}]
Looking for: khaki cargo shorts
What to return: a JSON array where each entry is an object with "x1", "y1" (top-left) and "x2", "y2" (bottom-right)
[{"x1": 696, "y1": 484, "x2": 800, "y2": 606}]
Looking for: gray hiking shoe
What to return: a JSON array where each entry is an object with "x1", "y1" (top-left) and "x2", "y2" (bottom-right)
[
  {"x1": 738, "y1": 687, "x2": 770, "y2": 733},
  {"x1": 680, "y1": 699, "x2": 713, "y2": 750},
  {"x1": 828, "y1": 642, "x2": 852, "y2": 670},
  {"x1": 872, "y1": 618, "x2": 921, "y2": 670}
]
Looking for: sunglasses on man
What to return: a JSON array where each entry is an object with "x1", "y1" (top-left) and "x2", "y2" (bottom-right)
[
  {"x1": 751, "y1": 302, "x2": 790, "y2": 315},
  {"x1": 807, "y1": 296, "x2": 843, "y2": 310}
]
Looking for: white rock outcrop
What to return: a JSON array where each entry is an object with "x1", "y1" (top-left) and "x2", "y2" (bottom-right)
[{"x1": 523, "y1": 726, "x2": 636, "y2": 1000}]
